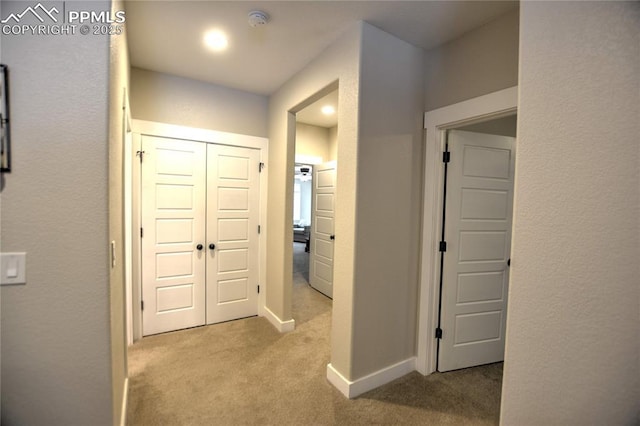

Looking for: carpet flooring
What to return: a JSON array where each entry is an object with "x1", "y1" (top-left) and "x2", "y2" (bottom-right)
[
  {"x1": 127, "y1": 243, "x2": 503, "y2": 425},
  {"x1": 292, "y1": 241, "x2": 309, "y2": 285}
]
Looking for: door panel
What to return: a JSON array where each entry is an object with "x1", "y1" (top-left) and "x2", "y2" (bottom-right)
[
  {"x1": 206, "y1": 145, "x2": 260, "y2": 324},
  {"x1": 141, "y1": 136, "x2": 206, "y2": 336},
  {"x1": 438, "y1": 130, "x2": 515, "y2": 372},
  {"x1": 310, "y1": 162, "x2": 336, "y2": 298},
  {"x1": 156, "y1": 284, "x2": 194, "y2": 312}
]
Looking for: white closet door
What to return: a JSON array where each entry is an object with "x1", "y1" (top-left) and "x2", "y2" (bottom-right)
[
  {"x1": 206, "y1": 144, "x2": 260, "y2": 324},
  {"x1": 141, "y1": 136, "x2": 206, "y2": 336}
]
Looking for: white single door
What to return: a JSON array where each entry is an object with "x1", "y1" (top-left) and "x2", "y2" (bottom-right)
[
  {"x1": 310, "y1": 161, "x2": 336, "y2": 298},
  {"x1": 206, "y1": 144, "x2": 260, "y2": 324},
  {"x1": 141, "y1": 136, "x2": 207, "y2": 336},
  {"x1": 438, "y1": 130, "x2": 516, "y2": 372}
]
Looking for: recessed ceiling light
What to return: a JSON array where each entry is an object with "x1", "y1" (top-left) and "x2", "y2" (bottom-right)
[
  {"x1": 204, "y1": 30, "x2": 228, "y2": 52},
  {"x1": 321, "y1": 105, "x2": 336, "y2": 115}
]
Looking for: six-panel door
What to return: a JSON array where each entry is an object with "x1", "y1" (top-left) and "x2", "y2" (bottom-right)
[
  {"x1": 309, "y1": 162, "x2": 336, "y2": 298},
  {"x1": 438, "y1": 130, "x2": 516, "y2": 372}
]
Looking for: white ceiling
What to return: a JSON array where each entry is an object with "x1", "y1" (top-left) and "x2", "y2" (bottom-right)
[
  {"x1": 296, "y1": 90, "x2": 339, "y2": 128},
  {"x1": 125, "y1": 1, "x2": 517, "y2": 96}
]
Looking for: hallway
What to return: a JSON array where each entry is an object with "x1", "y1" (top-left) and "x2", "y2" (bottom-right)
[{"x1": 126, "y1": 274, "x2": 503, "y2": 425}]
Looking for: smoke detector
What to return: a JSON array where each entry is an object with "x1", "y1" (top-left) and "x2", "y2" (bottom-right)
[{"x1": 248, "y1": 11, "x2": 269, "y2": 27}]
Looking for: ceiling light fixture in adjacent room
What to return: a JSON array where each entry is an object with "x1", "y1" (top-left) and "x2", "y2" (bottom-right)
[
  {"x1": 204, "y1": 30, "x2": 228, "y2": 52},
  {"x1": 321, "y1": 105, "x2": 336, "y2": 115}
]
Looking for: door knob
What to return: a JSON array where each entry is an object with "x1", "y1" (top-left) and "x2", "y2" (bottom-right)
[
  {"x1": 330, "y1": 235, "x2": 335, "y2": 240},
  {"x1": 196, "y1": 244, "x2": 203, "y2": 251},
  {"x1": 507, "y1": 258, "x2": 511, "y2": 267},
  {"x1": 209, "y1": 243, "x2": 216, "y2": 250}
]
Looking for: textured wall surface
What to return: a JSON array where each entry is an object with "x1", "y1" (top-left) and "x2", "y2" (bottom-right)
[
  {"x1": 108, "y1": 0, "x2": 130, "y2": 422},
  {"x1": 501, "y1": 2, "x2": 639, "y2": 424},
  {"x1": 328, "y1": 126, "x2": 338, "y2": 162},
  {"x1": 351, "y1": 22, "x2": 424, "y2": 379},
  {"x1": 424, "y1": 8, "x2": 519, "y2": 111},
  {"x1": 0, "y1": 1, "x2": 113, "y2": 424},
  {"x1": 130, "y1": 68, "x2": 268, "y2": 137},
  {"x1": 268, "y1": 23, "x2": 361, "y2": 378}
]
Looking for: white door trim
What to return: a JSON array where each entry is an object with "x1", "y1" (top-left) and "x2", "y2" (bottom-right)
[
  {"x1": 416, "y1": 86, "x2": 518, "y2": 375},
  {"x1": 130, "y1": 120, "x2": 269, "y2": 341},
  {"x1": 122, "y1": 88, "x2": 133, "y2": 347}
]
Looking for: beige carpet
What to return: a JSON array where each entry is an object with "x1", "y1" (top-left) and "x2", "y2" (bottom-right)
[{"x1": 127, "y1": 246, "x2": 502, "y2": 425}]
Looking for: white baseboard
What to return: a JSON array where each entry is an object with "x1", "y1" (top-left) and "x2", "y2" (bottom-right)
[
  {"x1": 262, "y1": 305, "x2": 295, "y2": 333},
  {"x1": 327, "y1": 357, "x2": 416, "y2": 398},
  {"x1": 326, "y1": 363, "x2": 352, "y2": 397},
  {"x1": 120, "y1": 377, "x2": 129, "y2": 426}
]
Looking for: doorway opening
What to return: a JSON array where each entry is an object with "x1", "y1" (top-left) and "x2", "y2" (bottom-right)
[
  {"x1": 293, "y1": 163, "x2": 312, "y2": 284},
  {"x1": 291, "y1": 87, "x2": 338, "y2": 325},
  {"x1": 422, "y1": 106, "x2": 518, "y2": 416},
  {"x1": 417, "y1": 86, "x2": 518, "y2": 376}
]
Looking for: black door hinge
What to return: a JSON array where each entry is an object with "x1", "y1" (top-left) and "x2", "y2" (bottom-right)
[
  {"x1": 439, "y1": 241, "x2": 447, "y2": 252},
  {"x1": 258, "y1": 225, "x2": 261, "y2": 234},
  {"x1": 443, "y1": 151, "x2": 450, "y2": 163},
  {"x1": 257, "y1": 285, "x2": 260, "y2": 294},
  {"x1": 259, "y1": 162, "x2": 265, "y2": 173},
  {"x1": 141, "y1": 301, "x2": 144, "y2": 311},
  {"x1": 435, "y1": 327, "x2": 443, "y2": 339},
  {"x1": 140, "y1": 227, "x2": 144, "y2": 238}
]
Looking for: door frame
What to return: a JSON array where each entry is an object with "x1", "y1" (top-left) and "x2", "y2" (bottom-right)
[
  {"x1": 130, "y1": 120, "x2": 269, "y2": 341},
  {"x1": 416, "y1": 87, "x2": 518, "y2": 375}
]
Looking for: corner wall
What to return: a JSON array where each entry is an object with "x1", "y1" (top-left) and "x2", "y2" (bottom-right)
[
  {"x1": 269, "y1": 21, "x2": 424, "y2": 384},
  {"x1": 0, "y1": 1, "x2": 113, "y2": 424},
  {"x1": 108, "y1": 0, "x2": 130, "y2": 423},
  {"x1": 267, "y1": 23, "x2": 362, "y2": 377},
  {"x1": 501, "y1": 2, "x2": 639, "y2": 423},
  {"x1": 350, "y1": 22, "x2": 424, "y2": 379}
]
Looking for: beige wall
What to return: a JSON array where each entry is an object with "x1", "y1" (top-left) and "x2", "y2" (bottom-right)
[
  {"x1": 268, "y1": 23, "x2": 362, "y2": 377},
  {"x1": 269, "y1": 21, "x2": 423, "y2": 381},
  {"x1": 0, "y1": 1, "x2": 113, "y2": 424},
  {"x1": 108, "y1": 0, "x2": 130, "y2": 423},
  {"x1": 130, "y1": 68, "x2": 268, "y2": 137},
  {"x1": 424, "y1": 8, "x2": 519, "y2": 111},
  {"x1": 328, "y1": 126, "x2": 338, "y2": 162},
  {"x1": 501, "y1": 2, "x2": 639, "y2": 424},
  {"x1": 295, "y1": 122, "x2": 330, "y2": 162},
  {"x1": 350, "y1": 22, "x2": 424, "y2": 378}
]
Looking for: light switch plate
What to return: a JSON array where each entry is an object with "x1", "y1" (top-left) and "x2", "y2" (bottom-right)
[{"x1": 1, "y1": 252, "x2": 27, "y2": 285}]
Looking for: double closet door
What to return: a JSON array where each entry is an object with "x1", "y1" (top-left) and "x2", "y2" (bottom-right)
[{"x1": 141, "y1": 136, "x2": 260, "y2": 336}]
